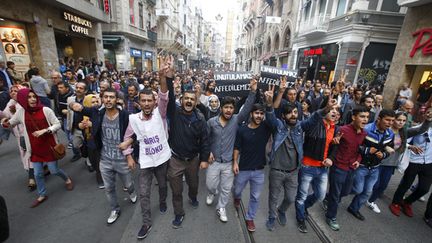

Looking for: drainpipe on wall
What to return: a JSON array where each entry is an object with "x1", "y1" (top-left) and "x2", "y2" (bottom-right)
[{"x1": 353, "y1": 37, "x2": 370, "y2": 86}]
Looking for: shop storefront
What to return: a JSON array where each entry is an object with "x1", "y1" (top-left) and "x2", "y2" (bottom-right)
[
  {"x1": 144, "y1": 50, "x2": 153, "y2": 71},
  {"x1": 296, "y1": 43, "x2": 339, "y2": 84},
  {"x1": 130, "y1": 48, "x2": 143, "y2": 72},
  {"x1": 0, "y1": 19, "x2": 32, "y2": 79},
  {"x1": 383, "y1": 2, "x2": 432, "y2": 108},
  {"x1": 0, "y1": 0, "x2": 108, "y2": 77},
  {"x1": 357, "y1": 43, "x2": 396, "y2": 88}
]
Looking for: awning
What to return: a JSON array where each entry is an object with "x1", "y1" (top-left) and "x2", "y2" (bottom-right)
[{"x1": 103, "y1": 35, "x2": 122, "y2": 46}]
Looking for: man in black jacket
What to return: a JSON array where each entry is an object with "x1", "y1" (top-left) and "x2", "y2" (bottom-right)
[{"x1": 165, "y1": 56, "x2": 210, "y2": 229}]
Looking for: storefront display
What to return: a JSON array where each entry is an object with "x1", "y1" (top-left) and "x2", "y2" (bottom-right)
[
  {"x1": 0, "y1": 21, "x2": 31, "y2": 79},
  {"x1": 130, "y1": 48, "x2": 143, "y2": 71},
  {"x1": 297, "y1": 43, "x2": 339, "y2": 83}
]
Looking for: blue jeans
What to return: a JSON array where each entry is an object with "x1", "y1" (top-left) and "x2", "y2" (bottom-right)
[
  {"x1": 325, "y1": 166, "x2": 354, "y2": 220},
  {"x1": 233, "y1": 170, "x2": 265, "y2": 220},
  {"x1": 348, "y1": 166, "x2": 379, "y2": 212},
  {"x1": 33, "y1": 161, "x2": 69, "y2": 197},
  {"x1": 295, "y1": 166, "x2": 328, "y2": 222},
  {"x1": 369, "y1": 166, "x2": 395, "y2": 203}
]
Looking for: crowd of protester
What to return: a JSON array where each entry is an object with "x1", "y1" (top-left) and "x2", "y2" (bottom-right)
[{"x1": 0, "y1": 55, "x2": 432, "y2": 240}]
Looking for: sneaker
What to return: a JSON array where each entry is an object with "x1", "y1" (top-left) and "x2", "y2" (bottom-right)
[
  {"x1": 137, "y1": 225, "x2": 152, "y2": 239},
  {"x1": 326, "y1": 218, "x2": 340, "y2": 231},
  {"x1": 129, "y1": 192, "x2": 137, "y2": 204},
  {"x1": 401, "y1": 201, "x2": 413, "y2": 217},
  {"x1": 424, "y1": 217, "x2": 432, "y2": 229},
  {"x1": 266, "y1": 217, "x2": 276, "y2": 231},
  {"x1": 70, "y1": 154, "x2": 81, "y2": 162},
  {"x1": 389, "y1": 203, "x2": 401, "y2": 216},
  {"x1": 123, "y1": 187, "x2": 128, "y2": 192},
  {"x1": 189, "y1": 198, "x2": 199, "y2": 209},
  {"x1": 172, "y1": 214, "x2": 185, "y2": 229},
  {"x1": 419, "y1": 196, "x2": 426, "y2": 202},
  {"x1": 367, "y1": 201, "x2": 381, "y2": 213},
  {"x1": 67, "y1": 142, "x2": 73, "y2": 149},
  {"x1": 321, "y1": 198, "x2": 328, "y2": 211},
  {"x1": 297, "y1": 220, "x2": 308, "y2": 233},
  {"x1": 107, "y1": 210, "x2": 120, "y2": 224},
  {"x1": 245, "y1": 220, "x2": 256, "y2": 232},
  {"x1": 98, "y1": 183, "x2": 105, "y2": 189},
  {"x1": 206, "y1": 193, "x2": 215, "y2": 206},
  {"x1": 160, "y1": 203, "x2": 167, "y2": 214},
  {"x1": 347, "y1": 207, "x2": 365, "y2": 221},
  {"x1": 234, "y1": 198, "x2": 241, "y2": 210},
  {"x1": 217, "y1": 208, "x2": 228, "y2": 222},
  {"x1": 277, "y1": 210, "x2": 287, "y2": 226}
]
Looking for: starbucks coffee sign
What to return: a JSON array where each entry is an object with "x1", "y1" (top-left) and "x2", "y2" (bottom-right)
[{"x1": 63, "y1": 12, "x2": 92, "y2": 35}]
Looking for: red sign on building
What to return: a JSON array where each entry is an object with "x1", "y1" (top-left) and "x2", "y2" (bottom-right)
[
  {"x1": 104, "y1": 0, "x2": 110, "y2": 13},
  {"x1": 304, "y1": 48, "x2": 323, "y2": 56},
  {"x1": 410, "y1": 28, "x2": 432, "y2": 58}
]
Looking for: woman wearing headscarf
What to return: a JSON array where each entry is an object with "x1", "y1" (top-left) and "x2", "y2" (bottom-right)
[
  {"x1": 2, "y1": 85, "x2": 36, "y2": 191},
  {"x1": 1, "y1": 88, "x2": 73, "y2": 207},
  {"x1": 197, "y1": 94, "x2": 220, "y2": 121}
]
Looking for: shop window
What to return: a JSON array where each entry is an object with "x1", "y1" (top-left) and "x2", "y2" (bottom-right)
[
  {"x1": 336, "y1": 0, "x2": 346, "y2": 16},
  {"x1": 319, "y1": 0, "x2": 326, "y2": 15},
  {"x1": 421, "y1": 71, "x2": 432, "y2": 84},
  {"x1": 147, "y1": 13, "x2": 152, "y2": 30},
  {"x1": 303, "y1": 0, "x2": 311, "y2": 21},
  {"x1": 381, "y1": 0, "x2": 400, "y2": 12},
  {"x1": 129, "y1": 0, "x2": 135, "y2": 25}
]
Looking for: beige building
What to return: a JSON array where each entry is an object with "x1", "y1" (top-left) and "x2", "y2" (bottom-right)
[
  {"x1": 383, "y1": 0, "x2": 432, "y2": 108},
  {"x1": 235, "y1": 0, "x2": 299, "y2": 73},
  {"x1": 0, "y1": 0, "x2": 109, "y2": 78}
]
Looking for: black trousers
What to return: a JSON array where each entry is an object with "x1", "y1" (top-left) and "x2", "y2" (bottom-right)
[
  {"x1": 392, "y1": 163, "x2": 432, "y2": 204},
  {"x1": 0, "y1": 196, "x2": 9, "y2": 242},
  {"x1": 88, "y1": 148, "x2": 103, "y2": 184}
]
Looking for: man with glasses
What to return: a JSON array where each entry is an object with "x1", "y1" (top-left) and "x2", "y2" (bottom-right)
[{"x1": 390, "y1": 107, "x2": 432, "y2": 218}]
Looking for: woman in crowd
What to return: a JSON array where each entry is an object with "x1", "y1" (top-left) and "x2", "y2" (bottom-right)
[
  {"x1": 300, "y1": 99, "x2": 311, "y2": 121},
  {"x1": 296, "y1": 89, "x2": 307, "y2": 103},
  {"x1": 2, "y1": 84, "x2": 35, "y2": 191},
  {"x1": 1, "y1": 88, "x2": 73, "y2": 207}
]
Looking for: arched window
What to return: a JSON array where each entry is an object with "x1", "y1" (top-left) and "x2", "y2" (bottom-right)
[
  {"x1": 267, "y1": 37, "x2": 272, "y2": 52},
  {"x1": 283, "y1": 27, "x2": 291, "y2": 48},
  {"x1": 273, "y1": 33, "x2": 280, "y2": 51}
]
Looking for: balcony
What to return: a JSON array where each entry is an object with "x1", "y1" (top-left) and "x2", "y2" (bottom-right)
[
  {"x1": 146, "y1": 0, "x2": 156, "y2": 6},
  {"x1": 148, "y1": 31, "x2": 157, "y2": 42},
  {"x1": 397, "y1": 0, "x2": 432, "y2": 7},
  {"x1": 298, "y1": 14, "x2": 330, "y2": 38}
]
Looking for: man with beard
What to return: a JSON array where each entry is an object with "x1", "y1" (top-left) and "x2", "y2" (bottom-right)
[
  {"x1": 341, "y1": 88, "x2": 363, "y2": 123},
  {"x1": 56, "y1": 82, "x2": 74, "y2": 144},
  {"x1": 67, "y1": 82, "x2": 87, "y2": 162},
  {"x1": 87, "y1": 74, "x2": 99, "y2": 94},
  {"x1": 205, "y1": 78, "x2": 257, "y2": 223},
  {"x1": 325, "y1": 106, "x2": 370, "y2": 231},
  {"x1": 233, "y1": 102, "x2": 272, "y2": 232},
  {"x1": 347, "y1": 109, "x2": 395, "y2": 221},
  {"x1": 199, "y1": 80, "x2": 216, "y2": 107},
  {"x1": 307, "y1": 81, "x2": 322, "y2": 112},
  {"x1": 166, "y1": 57, "x2": 210, "y2": 229},
  {"x1": 70, "y1": 88, "x2": 137, "y2": 224},
  {"x1": 121, "y1": 59, "x2": 170, "y2": 239},
  {"x1": 264, "y1": 79, "x2": 337, "y2": 232},
  {"x1": 125, "y1": 82, "x2": 140, "y2": 114},
  {"x1": 343, "y1": 94, "x2": 375, "y2": 125}
]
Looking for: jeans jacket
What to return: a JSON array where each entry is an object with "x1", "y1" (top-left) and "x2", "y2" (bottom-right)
[{"x1": 266, "y1": 107, "x2": 326, "y2": 167}]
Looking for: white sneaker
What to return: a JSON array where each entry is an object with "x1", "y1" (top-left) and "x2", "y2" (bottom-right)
[
  {"x1": 420, "y1": 196, "x2": 426, "y2": 202},
  {"x1": 206, "y1": 193, "x2": 215, "y2": 205},
  {"x1": 367, "y1": 201, "x2": 381, "y2": 213},
  {"x1": 107, "y1": 210, "x2": 120, "y2": 224},
  {"x1": 129, "y1": 192, "x2": 137, "y2": 204},
  {"x1": 217, "y1": 208, "x2": 228, "y2": 222}
]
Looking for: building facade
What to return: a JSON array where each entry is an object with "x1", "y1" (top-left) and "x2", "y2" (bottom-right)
[
  {"x1": 102, "y1": 0, "x2": 157, "y2": 72},
  {"x1": 0, "y1": 0, "x2": 109, "y2": 78},
  {"x1": 383, "y1": 0, "x2": 432, "y2": 108},
  {"x1": 235, "y1": 0, "x2": 299, "y2": 73},
  {"x1": 292, "y1": 0, "x2": 406, "y2": 85}
]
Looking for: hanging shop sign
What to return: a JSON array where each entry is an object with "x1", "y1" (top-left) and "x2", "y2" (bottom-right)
[
  {"x1": 130, "y1": 48, "x2": 142, "y2": 57},
  {"x1": 144, "y1": 51, "x2": 153, "y2": 59},
  {"x1": 63, "y1": 12, "x2": 92, "y2": 36},
  {"x1": 410, "y1": 28, "x2": 432, "y2": 58}
]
